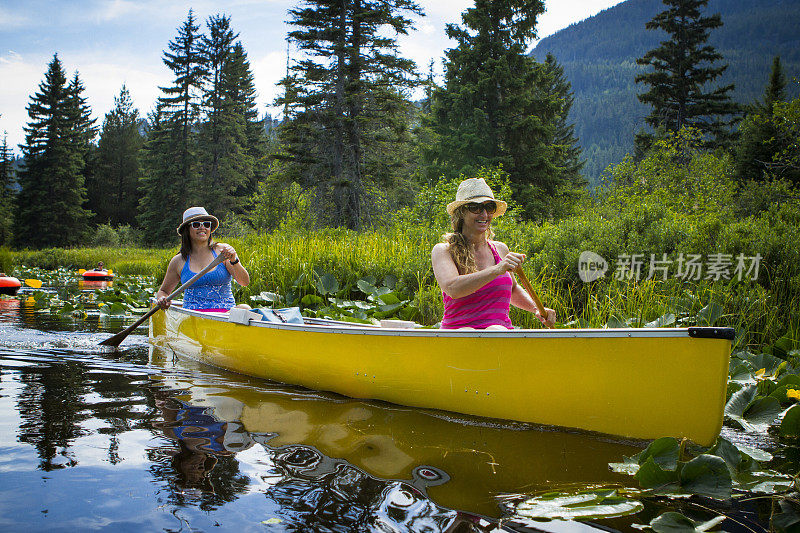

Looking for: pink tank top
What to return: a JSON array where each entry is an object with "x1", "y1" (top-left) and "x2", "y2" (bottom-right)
[{"x1": 441, "y1": 242, "x2": 514, "y2": 329}]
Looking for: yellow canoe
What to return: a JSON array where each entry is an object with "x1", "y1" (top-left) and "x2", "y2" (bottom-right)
[{"x1": 149, "y1": 306, "x2": 733, "y2": 445}]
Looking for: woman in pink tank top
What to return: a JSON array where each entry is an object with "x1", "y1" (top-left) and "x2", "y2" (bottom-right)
[{"x1": 431, "y1": 178, "x2": 556, "y2": 330}]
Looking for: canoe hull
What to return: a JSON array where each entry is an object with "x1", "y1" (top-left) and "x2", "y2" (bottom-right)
[{"x1": 150, "y1": 307, "x2": 732, "y2": 445}]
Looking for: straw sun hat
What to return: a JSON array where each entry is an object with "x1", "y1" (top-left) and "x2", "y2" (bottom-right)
[
  {"x1": 177, "y1": 206, "x2": 220, "y2": 235},
  {"x1": 446, "y1": 178, "x2": 508, "y2": 217}
]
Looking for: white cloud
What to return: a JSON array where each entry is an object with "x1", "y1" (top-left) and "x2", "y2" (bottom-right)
[
  {"x1": 251, "y1": 50, "x2": 287, "y2": 117},
  {"x1": 537, "y1": 0, "x2": 625, "y2": 39},
  {"x1": 0, "y1": 51, "x2": 46, "y2": 151},
  {"x1": 92, "y1": 0, "x2": 147, "y2": 22}
]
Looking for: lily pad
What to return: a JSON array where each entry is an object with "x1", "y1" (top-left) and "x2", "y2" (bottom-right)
[
  {"x1": 645, "y1": 313, "x2": 676, "y2": 328},
  {"x1": 696, "y1": 302, "x2": 723, "y2": 327},
  {"x1": 606, "y1": 315, "x2": 626, "y2": 328},
  {"x1": 724, "y1": 385, "x2": 781, "y2": 432},
  {"x1": 315, "y1": 272, "x2": 339, "y2": 296},
  {"x1": 773, "y1": 497, "x2": 800, "y2": 532},
  {"x1": 780, "y1": 404, "x2": 800, "y2": 438},
  {"x1": 514, "y1": 490, "x2": 643, "y2": 520},
  {"x1": 356, "y1": 278, "x2": 377, "y2": 295},
  {"x1": 678, "y1": 455, "x2": 732, "y2": 500},
  {"x1": 649, "y1": 511, "x2": 726, "y2": 532}
]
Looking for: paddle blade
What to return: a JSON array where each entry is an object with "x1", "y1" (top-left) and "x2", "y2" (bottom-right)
[
  {"x1": 24, "y1": 279, "x2": 42, "y2": 288},
  {"x1": 98, "y1": 329, "x2": 131, "y2": 347},
  {"x1": 98, "y1": 306, "x2": 158, "y2": 347},
  {"x1": 78, "y1": 269, "x2": 86, "y2": 275},
  {"x1": 107, "y1": 269, "x2": 113, "y2": 275}
]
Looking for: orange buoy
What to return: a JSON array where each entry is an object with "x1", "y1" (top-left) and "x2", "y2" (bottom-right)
[
  {"x1": 82, "y1": 270, "x2": 114, "y2": 281},
  {"x1": 0, "y1": 275, "x2": 22, "y2": 295}
]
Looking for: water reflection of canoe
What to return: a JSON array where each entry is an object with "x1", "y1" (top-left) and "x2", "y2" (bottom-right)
[
  {"x1": 148, "y1": 344, "x2": 643, "y2": 517},
  {"x1": 82, "y1": 270, "x2": 114, "y2": 281},
  {"x1": 149, "y1": 305, "x2": 733, "y2": 445}
]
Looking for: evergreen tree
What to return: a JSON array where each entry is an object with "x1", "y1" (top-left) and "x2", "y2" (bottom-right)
[
  {"x1": 0, "y1": 132, "x2": 14, "y2": 245},
  {"x1": 276, "y1": 0, "x2": 423, "y2": 229},
  {"x1": 139, "y1": 11, "x2": 205, "y2": 243},
  {"x1": 635, "y1": 0, "x2": 738, "y2": 150},
  {"x1": 733, "y1": 56, "x2": 788, "y2": 183},
  {"x1": 15, "y1": 55, "x2": 93, "y2": 248},
  {"x1": 543, "y1": 53, "x2": 586, "y2": 195},
  {"x1": 196, "y1": 15, "x2": 253, "y2": 218},
  {"x1": 228, "y1": 42, "x2": 268, "y2": 201},
  {"x1": 763, "y1": 55, "x2": 787, "y2": 112},
  {"x1": 427, "y1": 0, "x2": 584, "y2": 219},
  {"x1": 89, "y1": 85, "x2": 143, "y2": 226}
]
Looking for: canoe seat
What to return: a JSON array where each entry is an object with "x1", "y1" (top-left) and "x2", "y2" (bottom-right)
[
  {"x1": 253, "y1": 307, "x2": 305, "y2": 325},
  {"x1": 228, "y1": 307, "x2": 263, "y2": 325}
]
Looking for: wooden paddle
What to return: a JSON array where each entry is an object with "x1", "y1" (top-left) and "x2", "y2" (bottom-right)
[
  {"x1": 515, "y1": 266, "x2": 554, "y2": 329},
  {"x1": 24, "y1": 279, "x2": 43, "y2": 289},
  {"x1": 99, "y1": 254, "x2": 226, "y2": 347}
]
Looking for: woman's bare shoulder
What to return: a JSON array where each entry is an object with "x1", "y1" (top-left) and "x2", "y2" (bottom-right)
[
  {"x1": 431, "y1": 242, "x2": 451, "y2": 256},
  {"x1": 167, "y1": 253, "x2": 184, "y2": 268},
  {"x1": 490, "y1": 240, "x2": 510, "y2": 254}
]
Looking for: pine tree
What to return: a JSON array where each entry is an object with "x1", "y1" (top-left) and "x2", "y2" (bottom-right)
[
  {"x1": 196, "y1": 15, "x2": 252, "y2": 218},
  {"x1": 733, "y1": 57, "x2": 794, "y2": 184},
  {"x1": 139, "y1": 11, "x2": 205, "y2": 243},
  {"x1": 763, "y1": 56, "x2": 787, "y2": 112},
  {"x1": 15, "y1": 55, "x2": 93, "y2": 248},
  {"x1": 0, "y1": 132, "x2": 14, "y2": 245},
  {"x1": 635, "y1": 0, "x2": 738, "y2": 150},
  {"x1": 543, "y1": 53, "x2": 586, "y2": 195},
  {"x1": 89, "y1": 85, "x2": 143, "y2": 226},
  {"x1": 228, "y1": 42, "x2": 268, "y2": 201},
  {"x1": 276, "y1": 0, "x2": 423, "y2": 229},
  {"x1": 426, "y1": 0, "x2": 586, "y2": 219}
]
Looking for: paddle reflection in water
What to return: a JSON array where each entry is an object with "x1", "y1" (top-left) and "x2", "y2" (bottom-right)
[{"x1": 149, "y1": 343, "x2": 643, "y2": 522}]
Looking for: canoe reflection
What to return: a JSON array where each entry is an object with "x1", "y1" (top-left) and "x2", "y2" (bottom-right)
[{"x1": 149, "y1": 344, "x2": 643, "y2": 518}]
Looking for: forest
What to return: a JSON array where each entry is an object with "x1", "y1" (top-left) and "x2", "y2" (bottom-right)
[
  {"x1": 531, "y1": 0, "x2": 800, "y2": 182},
  {"x1": 1, "y1": 0, "x2": 798, "y2": 246}
]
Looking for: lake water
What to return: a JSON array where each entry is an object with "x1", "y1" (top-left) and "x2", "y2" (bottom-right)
[{"x1": 0, "y1": 283, "x2": 778, "y2": 532}]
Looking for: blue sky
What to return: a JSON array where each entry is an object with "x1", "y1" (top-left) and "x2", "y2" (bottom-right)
[{"x1": 0, "y1": 0, "x2": 624, "y2": 154}]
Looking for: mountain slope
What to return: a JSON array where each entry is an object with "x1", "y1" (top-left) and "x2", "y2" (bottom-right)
[{"x1": 531, "y1": 0, "x2": 800, "y2": 184}]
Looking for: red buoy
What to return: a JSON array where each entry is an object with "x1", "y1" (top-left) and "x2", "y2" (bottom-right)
[
  {"x1": 0, "y1": 275, "x2": 22, "y2": 296},
  {"x1": 82, "y1": 270, "x2": 114, "y2": 281}
]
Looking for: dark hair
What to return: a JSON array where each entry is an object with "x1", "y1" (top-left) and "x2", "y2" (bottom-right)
[{"x1": 179, "y1": 226, "x2": 216, "y2": 260}]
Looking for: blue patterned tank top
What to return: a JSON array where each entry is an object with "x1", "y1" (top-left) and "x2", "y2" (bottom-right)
[{"x1": 180, "y1": 250, "x2": 235, "y2": 310}]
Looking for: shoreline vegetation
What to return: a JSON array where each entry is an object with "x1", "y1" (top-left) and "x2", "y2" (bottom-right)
[{"x1": 3, "y1": 134, "x2": 799, "y2": 350}]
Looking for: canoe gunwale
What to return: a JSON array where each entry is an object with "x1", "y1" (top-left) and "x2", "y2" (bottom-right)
[{"x1": 167, "y1": 305, "x2": 734, "y2": 339}]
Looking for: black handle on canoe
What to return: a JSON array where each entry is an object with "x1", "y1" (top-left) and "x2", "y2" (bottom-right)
[
  {"x1": 99, "y1": 254, "x2": 227, "y2": 347},
  {"x1": 687, "y1": 327, "x2": 735, "y2": 340}
]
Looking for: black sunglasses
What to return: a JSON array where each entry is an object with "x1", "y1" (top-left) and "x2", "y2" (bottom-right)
[
  {"x1": 465, "y1": 201, "x2": 497, "y2": 214},
  {"x1": 191, "y1": 220, "x2": 213, "y2": 229}
]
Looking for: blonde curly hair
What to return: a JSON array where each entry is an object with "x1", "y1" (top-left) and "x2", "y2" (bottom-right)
[{"x1": 442, "y1": 205, "x2": 494, "y2": 275}]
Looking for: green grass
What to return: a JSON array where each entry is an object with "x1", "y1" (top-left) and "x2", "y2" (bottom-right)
[{"x1": 6, "y1": 216, "x2": 798, "y2": 349}]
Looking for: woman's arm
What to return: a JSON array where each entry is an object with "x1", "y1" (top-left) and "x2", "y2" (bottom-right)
[
  {"x1": 216, "y1": 243, "x2": 250, "y2": 287},
  {"x1": 432, "y1": 242, "x2": 524, "y2": 299},
  {"x1": 155, "y1": 255, "x2": 183, "y2": 309},
  {"x1": 495, "y1": 242, "x2": 556, "y2": 327}
]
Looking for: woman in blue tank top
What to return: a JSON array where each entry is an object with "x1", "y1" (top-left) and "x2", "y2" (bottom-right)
[{"x1": 155, "y1": 207, "x2": 250, "y2": 311}]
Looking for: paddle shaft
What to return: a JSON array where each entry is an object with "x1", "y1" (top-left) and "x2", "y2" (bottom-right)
[
  {"x1": 515, "y1": 266, "x2": 553, "y2": 329},
  {"x1": 99, "y1": 254, "x2": 226, "y2": 347}
]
